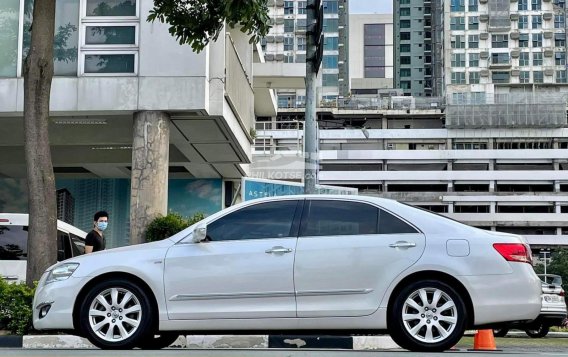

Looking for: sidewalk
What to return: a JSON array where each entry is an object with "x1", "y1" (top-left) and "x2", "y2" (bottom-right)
[{"x1": 1, "y1": 334, "x2": 401, "y2": 350}]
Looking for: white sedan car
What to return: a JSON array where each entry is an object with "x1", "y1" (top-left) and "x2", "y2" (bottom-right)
[{"x1": 33, "y1": 195, "x2": 541, "y2": 351}]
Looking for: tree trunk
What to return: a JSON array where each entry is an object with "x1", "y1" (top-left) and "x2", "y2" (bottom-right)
[
  {"x1": 23, "y1": 0, "x2": 57, "y2": 287},
  {"x1": 130, "y1": 111, "x2": 170, "y2": 245}
]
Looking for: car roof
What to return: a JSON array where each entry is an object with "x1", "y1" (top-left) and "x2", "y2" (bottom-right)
[{"x1": 0, "y1": 213, "x2": 87, "y2": 238}]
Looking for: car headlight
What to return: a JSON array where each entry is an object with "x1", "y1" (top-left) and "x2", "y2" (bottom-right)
[{"x1": 45, "y1": 263, "x2": 80, "y2": 285}]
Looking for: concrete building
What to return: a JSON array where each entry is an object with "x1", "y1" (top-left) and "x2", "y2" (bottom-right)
[
  {"x1": 0, "y1": 0, "x2": 282, "y2": 243},
  {"x1": 56, "y1": 189, "x2": 74, "y2": 225},
  {"x1": 349, "y1": 14, "x2": 394, "y2": 94},
  {"x1": 394, "y1": 0, "x2": 445, "y2": 97},
  {"x1": 445, "y1": 0, "x2": 568, "y2": 100},
  {"x1": 262, "y1": 0, "x2": 349, "y2": 108}
]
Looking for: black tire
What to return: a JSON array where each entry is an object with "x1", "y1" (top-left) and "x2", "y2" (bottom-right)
[
  {"x1": 493, "y1": 328, "x2": 509, "y2": 337},
  {"x1": 79, "y1": 279, "x2": 155, "y2": 349},
  {"x1": 137, "y1": 333, "x2": 180, "y2": 349},
  {"x1": 525, "y1": 324, "x2": 549, "y2": 338},
  {"x1": 388, "y1": 280, "x2": 468, "y2": 352}
]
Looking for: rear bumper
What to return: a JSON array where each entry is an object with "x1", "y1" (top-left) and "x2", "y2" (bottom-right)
[{"x1": 460, "y1": 263, "x2": 542, "y2": 326}]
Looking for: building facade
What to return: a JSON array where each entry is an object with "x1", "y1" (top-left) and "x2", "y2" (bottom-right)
[
  {"x1": 394, "y1": 0, "x2": 445, "y2": 97},
  {"x1": 446, "y1": 0, "x2": 568, "y2": 100},
  {"x1": 349, "y1": 14, "x2": 394, "y2": 94},
  {"x1": 263, "y1": 0, "x2": 349, "y2": 108}
]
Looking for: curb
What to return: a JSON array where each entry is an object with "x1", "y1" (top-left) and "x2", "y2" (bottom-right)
[{"x1": 4, "y1": 334, "x2": 401, "y2": 350}]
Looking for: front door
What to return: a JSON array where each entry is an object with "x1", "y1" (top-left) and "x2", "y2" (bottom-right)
[{"x1": 164, "y1": 199, "x2": 301, "y2": 320}]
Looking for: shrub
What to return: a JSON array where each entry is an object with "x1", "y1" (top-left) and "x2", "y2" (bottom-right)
[
  {"x1": 0, "y1": 279, "x2": 35, "y2": 335},
  {"x1": 145, "y1": 212, "x2": 204, "y2": 242}
]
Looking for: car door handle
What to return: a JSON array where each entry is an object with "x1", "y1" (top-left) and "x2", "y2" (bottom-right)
[
  {"x1": 389, "y1": 241, "x2": 417, "y2": 249},
  {"x1": 265, "y1": 246, "x2": 293, "y2": 254}
]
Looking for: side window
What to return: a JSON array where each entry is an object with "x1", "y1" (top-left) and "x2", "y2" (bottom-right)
[
  {"x1": 300, "y1": 200, "x2": 378, "y2": 237},
  {"x1": 70, "y1": 234, "x2": 85, "y2": 256},
  {"x1": 0, "y1": 225, "x2": 28, "y2": 260},
  {"x1": 57, "y1": 231, "x2": 72, "y2": 261},
  {"x1": 206, "y1": 201, "x2": 299, "y2": 241},
  {"x1": 379, "y1": 209, "x2": 419, "y2": 234}
]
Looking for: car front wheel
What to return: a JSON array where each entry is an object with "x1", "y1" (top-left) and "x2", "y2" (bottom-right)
[
  {"x1": 389, "y1": 280, "x2": 467, "y2": 352},
  {"x1": 79, "y1": 279, "x2": 155, "y2": 349}
]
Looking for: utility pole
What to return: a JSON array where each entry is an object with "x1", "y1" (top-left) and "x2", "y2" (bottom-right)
[{"x1": 304, "y1": 0, "x2": 324, "y2": 194}]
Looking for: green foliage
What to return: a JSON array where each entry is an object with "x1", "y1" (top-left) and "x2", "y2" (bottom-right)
[
  {"x1": 0, "y1": 279, "x2": 35, "y2": 335},
  {"x1": 147, "y1": 0, "x2": 271, "y2": 52},
  {"x1": 145, "y1": 212, "x2": 205, "y2": 242}
]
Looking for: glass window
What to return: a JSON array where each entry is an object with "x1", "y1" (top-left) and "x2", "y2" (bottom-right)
[
  {"x1": 532, "y1": 0, "x2": 541, "y2": 10},
  {"x1": 519, "y1": 33, "x2": 529, "y2": 47},
  {"x1": 555, "y1": 15, "x2": 565, "y2": 29},
  {"x1": 451, "y1": 72, "x2": 466, "y2": 84},
  {"x1": 296, "y1": 18, "x2": 307, "y2": 31},
  {"x1": 301, "y1": 201, "x2": 378, "y2": 237},
  {"x1": 284, "y1": 37, "x2": 294, "y2": 51},
  {"x1": 400, "y1": 80, "x2": 411, "y2": 89},
  {"x1": 70, "y1": 233, "x2": 85, "y2": 256},
  {"x1": 450, "y1": 17, "x2": 466, "y2": 30},
  {"x1": 520, "y1": 70, "x2": 531, "y2": 83},
  {"x1": 519, "y1": 15, "x2": 529, "y2": 29},
  {"x1": 519, "y1": 0, "x2": 529, "y2": 10},
  {"x1": 297, "y1": 37, "x2": 306, "y2": 51},
  {"x1": 556, "y1": 52, "x2": 566, "y2": 65},
  {"x1": 492, "y1": 71, "x2": 510, "y2": 83},
  {"x1": 57, "y1": 231, "x2": 71, "y2": 261},
  {"x1": 84, "y1": 54, "x2": 135, "y2": 73},
  {"x1": 534, "y1": 70, "x2": 544, "y2": 82},
  {"x1": 324, "y1": 19, "x2": 338, "y2": 32},
  {"x1": 452, "y1": 35, "x2": 466, "y2": 48},
  {"x1": 23, "y1": 0, "x2": 80, "y2": 76},
  {"x1": 400, "y1": 20, "x2": 411, "y2": 28},
  {"x1": 469, "y1": 71, "x2": 480, "y2": 84},
  {"x1": 533, "y1": 52, "x2": 543, "y2": 65},
  {"x1": 555, "y1": 32, "x2": 566, "y2": 47},
  {"x1": 401, "y1": 56, "x2": 411, "y2": 65},
  {"x1": 400, "y1": 32, "x2": 411, "y2": 41},
  {"x1": 533, "y1": 33, "x2": 542, "y2": 47},
  {"x1": 519, "y1": 52, "x2": 530, "y2": 66},
  {"x1": 400, "y1": 7, "x2": 411, "y2": 16},
  {"x1": 469, "y1": 53, "x2": 479, "y2": 66},
  {"x1": 296, "y1": 54, "x2": 306, "y2": 63},
  {"x1": 323, "y1": 0, "x2": 338, "y2": 14},
  {"x1": 86, "y1": 0, "x2": 136, "y2": 16},
  {"x1": 400, "y1": 44, "x2": 411, "y2": 52},
  {"x1": 469, "y1": 34, "x2": 479, "y2": 48},
  {"x1": 379, "y1": 210, "x2": 418, "y2": 234},
  {"x1": 452, "y1": 53, "x2": 466, "y2": 67},
  {"x1": 284, "y1": 1, "x2": 294, "y2": 14},
  {"x1": 400, "y1": 68, "x2": 411, "y2": 77},
  {"x1": 451, "y1": 0, "x2": 465, "y2": 11},
  {"x1": 468, "y1": 0, "x2": 478, "y2": 11},
  {"x1": 492, "y1": 53, "x2": 510, "y2": 64},
  {"x1": 284, "y1": 19, "x2": 294, "y2": 32},
  {"x1": 298, "y1": 1, "x2": 307, "y2": 14},
  {"x1": 365, "y1": 24, "x2": 385, "y2": 45},
  {"x1": 322, "y1": 55, "x2": 338, "y2": 68},
  {"x1": 324, "y1": 37, "x2": 339, "y2": 50},
  {"x1": 556, "y1": 70, "x2": 567, "y2": 83},
  {"x1": 85, "y1": 26, "x2": 136, "y2": 45},
  {"x1": 322, "y1": 73, "x2": 338, "y2": 86},
  {"x1": 492, "y1": 34, "x2": 508, "y2": 48},
  {"x1": 532, "y1": 15, "x2": 542, "y2": 29},
  {"x1": 0, "y1": 225, "x2": 28, "y2": 260},
  {"x1": 0, "y1": 0, "x2": 20, "y2": 77},
  {"x1": 207, "y1": 201, "x2": 298, "y2": 241},
  {"x1": 469, "y1": 16, "x2": 479, "y2": 29}
]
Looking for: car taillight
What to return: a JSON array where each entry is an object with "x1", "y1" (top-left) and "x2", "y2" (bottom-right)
[
  {"x1": 493, "y1": 243, "x2": 532, "y2": 264},
  {"x1": 560, "y1": 290, "x2": 565, "y2": 297}
]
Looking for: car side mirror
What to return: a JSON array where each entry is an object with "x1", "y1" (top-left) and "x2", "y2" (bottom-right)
[{"x1": 192, "y1": 226, "x2": 207, "y2": 243}]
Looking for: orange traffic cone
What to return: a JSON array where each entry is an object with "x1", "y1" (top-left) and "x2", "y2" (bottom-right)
[{"x1": 473, "y1": 329, "x2": 497, "y2": 351}]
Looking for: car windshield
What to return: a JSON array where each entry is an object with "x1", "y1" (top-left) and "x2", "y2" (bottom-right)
[{"x1": 539, "y1": 274, "x2": 563, "y2": 286}]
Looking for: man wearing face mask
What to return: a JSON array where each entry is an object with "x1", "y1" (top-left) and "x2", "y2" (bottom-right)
[{"x1": 84, "y1": 211, "x2": 109, "y2": 254}]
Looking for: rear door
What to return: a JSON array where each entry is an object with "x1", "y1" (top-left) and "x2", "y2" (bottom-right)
[{"x1": 294, "y1": 199, "x2": 426, "y2": 317}]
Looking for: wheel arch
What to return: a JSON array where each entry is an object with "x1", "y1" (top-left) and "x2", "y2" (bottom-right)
[
  {"x1": 386, "y1": 270, "x2": 475, "y2": 329},
  {"x1": 72, "y1": 272, "x2": 160, "y2": 334}
]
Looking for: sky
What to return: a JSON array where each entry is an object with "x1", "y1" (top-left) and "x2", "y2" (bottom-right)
[{"x1": 350, "y1": 0, "x2": 393, "y2": 14}]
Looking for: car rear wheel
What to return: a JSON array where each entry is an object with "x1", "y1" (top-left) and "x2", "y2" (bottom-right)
[
  {"x1": 525, "y1": 324, "x2": 549, "y2": 338},
  {"x1": 493, "y1": 328, "x2": 509, "y2": 337},
  {"x1": 389, "y1": 280, "x2": 467, "y2": 352},
  {"x1": 79, "y1": 279, "x2": 155, "y2": 349}
]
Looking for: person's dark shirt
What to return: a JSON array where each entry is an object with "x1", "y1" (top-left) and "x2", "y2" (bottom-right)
[{"x1": 85, "y1": 230, "x2": 105, "y2": 252}]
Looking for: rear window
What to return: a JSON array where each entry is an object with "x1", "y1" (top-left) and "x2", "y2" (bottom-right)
[{"x1": 0, "y1": 225, "x2": 28, "y2": 260}]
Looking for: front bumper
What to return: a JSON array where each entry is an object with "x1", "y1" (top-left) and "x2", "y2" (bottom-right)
[{"x1": 33, "y1": 275, "x2": 89, "y2": 331}]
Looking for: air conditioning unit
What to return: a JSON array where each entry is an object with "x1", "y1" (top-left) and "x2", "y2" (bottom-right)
[{"x1": 386, "y1": 143, "x2": 395, "y2": 150}]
